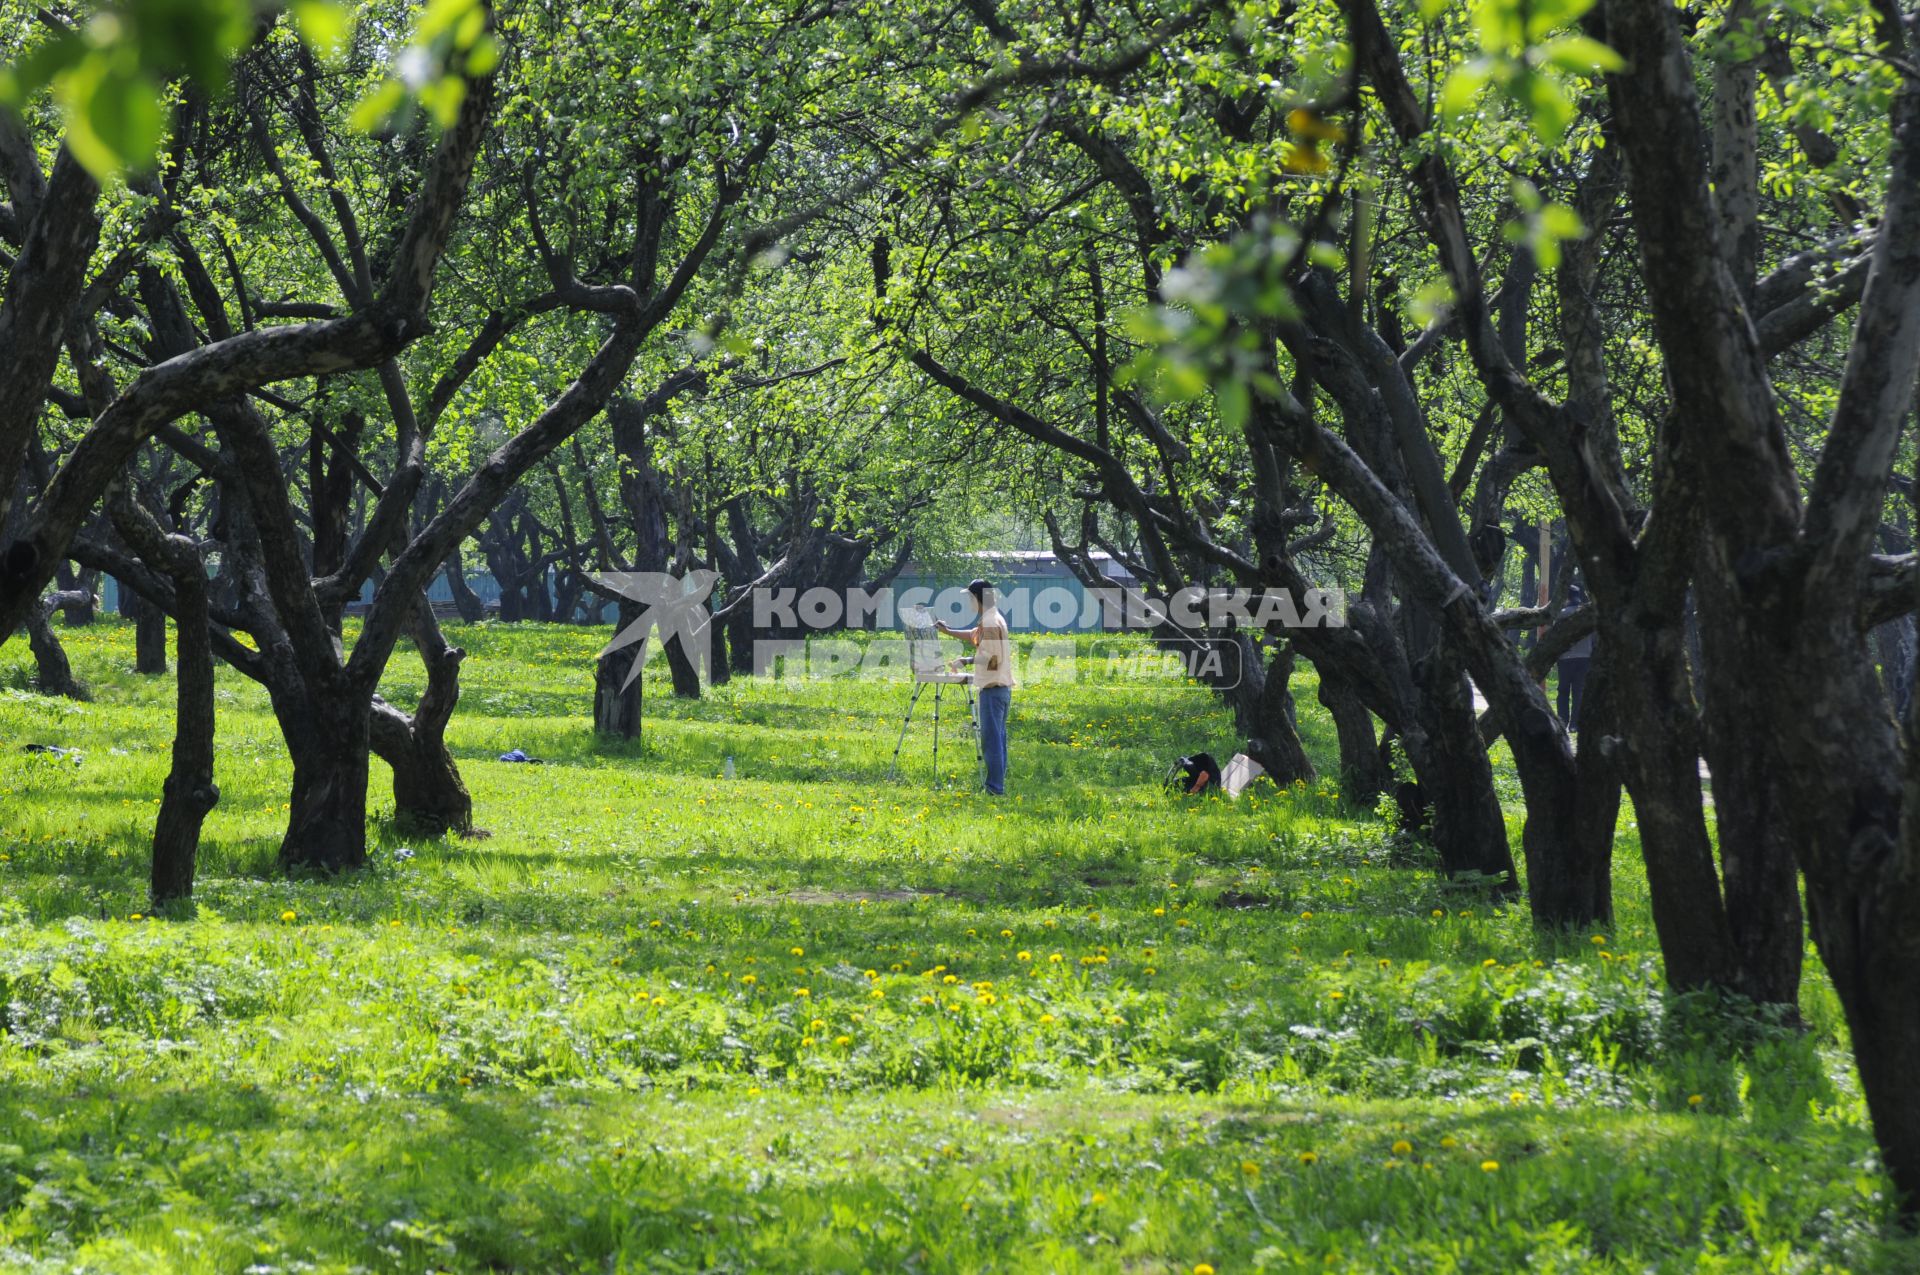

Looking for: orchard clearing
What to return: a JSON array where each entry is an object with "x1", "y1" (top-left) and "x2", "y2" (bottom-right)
[{"x1": 0, "y1": 622, "x2": 1915, "y2": 1273}]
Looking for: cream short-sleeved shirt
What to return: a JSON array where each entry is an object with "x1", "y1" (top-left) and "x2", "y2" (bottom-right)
[{"x1": 970, "y1": 607, "x2": 1015, "y2": 689}]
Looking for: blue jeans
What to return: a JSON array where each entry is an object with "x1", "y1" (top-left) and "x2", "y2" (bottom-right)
[{"x1": 977, "y1": 685, "x2": 1011, "y2": 795}]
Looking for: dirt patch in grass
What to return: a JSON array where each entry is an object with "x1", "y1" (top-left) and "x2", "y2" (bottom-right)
[
  {"x1": 785, "y1": 887, "x2": 950, "y2": 904},
  {"x1": 1213, "y1": 890, "x2": 1283, "y2": 909}
]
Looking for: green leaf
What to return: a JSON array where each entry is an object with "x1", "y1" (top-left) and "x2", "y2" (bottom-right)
[
  {"x1": 420, "y1": 75, "x2": 469, "y2": 129},
  {"x1": 293, "y1": 2, "x2": 353, "y2": 59},
  {"x1": 418, "y1": 0, "x2": 481, "y2": 43},
  {"x1": 1439, "y1": 62, "x2": 1494, "y2": 123},
  {"x1": 1526, "y1": 0, "x2": 1598, "y2": 40},
  {"x1": 1538, "y1": 35, "x2": 1624, "y2": 76},
  {"x1": 3, "y1": 32, "x2": 87, "y2": 101},
  {"x1": 466, "y1": 36, "x2": 501, "y2": 77},
  {"x1": 1540, "y1": 202, "x2": 1585, "y2": 240},
  {"x1": 1519, "y1": 71, "x2": 1575, "y2": 144},
  {"x1": 1162, "y1": 360, "x2": 1210, "y2": 403},
  {"x1": 1472, "y1": 1, "x2": 1523, "y2": 52},
  {"x1": 1216, "y1": 378, "x2": 1251, "y2": 431},
  {"x1": 1408, "y1": 278, "x2": 1456, "y2": 328},
  {"x1": 65, "y1": 63, "x2": 165, "y2": 178},
  {"x1": 349, "y1": 79, "x2": 407, "y2": 132}
]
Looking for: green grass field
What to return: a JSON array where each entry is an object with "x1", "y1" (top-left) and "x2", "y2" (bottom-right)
[{"x1": 1, "y1": 621, "x2": 1915, "y2": 1272}]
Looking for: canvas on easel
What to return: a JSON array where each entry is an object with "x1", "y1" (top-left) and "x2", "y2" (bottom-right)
[{"x1": 887, "y1": 606, "x2": 982, "y2": 784}]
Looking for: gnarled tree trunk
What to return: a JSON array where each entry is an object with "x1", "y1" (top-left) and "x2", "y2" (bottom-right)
[
  {"x1": 368, "y1": 601, "x2": 473, "y2": 835},
  {"x1": 664, "y1": 629, "x2": 702, "y2": 699},
  {"x1": 1600, "y1": 591, "x2": 1743, "y2": 994},
  {"x1": 442, "y1": 542, "x2": 488, "y2": 622},
  {"x1": 1240, "y1": 641, "x2": 1314, "y2": 786},
  {"x1": 1694, "y1": 572, "x2": 1805, "y2": 1007},
  {"x1": 148, "y1": 554, "x2": 216, "y2": 905},
  {"x1": 107, "y1": 482, "x2": 218, "y2": 905},
  {"x1": 277, "y1": 675, "x2": 373, "y2": 873},
  {"x1": 594, "y1": 599, "x2": 643, "y2": 739},
  {"x1": 55, "y1": 565, "x2": 96, "y2": 625},
  {"x1": 128, "y1": 585, "x2": 169, "y2": 673},
  {"x1": 1407, "y1": 641, "x2": 1519, "y2": 891},
  {"x1": 1317, "y1": 669, "x2": 1389, "y2": 806},
  {"x1": 26, "y1": 590, "x2": 89, "y2": 699}
]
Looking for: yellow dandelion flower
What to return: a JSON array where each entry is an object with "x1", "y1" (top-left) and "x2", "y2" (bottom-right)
[
  {"x1": 1687, "y1": 1093, "x2": 1704, "y2": 1107},
  {"x1": 280, "y1": 910, "x2": 297, "y2": 922},
  {"x1": 1481, "y1": 1160, "x2": 1500, "y2": 1172},
  {"x1": 1392, "y1": 1140, "x2": 1412, "y2": 1155},
  {"x1": 794, "y1": 988, "x2": 810, "y2": 998},
  {"x1": 1440, "y1": 1136, "x2": 1458, "y2": 1149},
  {"x1": 1298, "y1": 1151, "x2": 1318, "y2": 1165}
]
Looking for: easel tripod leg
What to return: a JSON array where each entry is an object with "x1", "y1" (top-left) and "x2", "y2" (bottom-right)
[
  {"x1": 967, "y1": 683, "x2": 983, "y2": 789},
  {"x1": 887, "y1": 683, "x2": 926, "y2": 781}
]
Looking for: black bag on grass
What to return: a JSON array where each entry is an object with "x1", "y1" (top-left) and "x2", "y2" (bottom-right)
[{"x1": 1164, "y1": 752, "x2": 1222, "y2": 795}]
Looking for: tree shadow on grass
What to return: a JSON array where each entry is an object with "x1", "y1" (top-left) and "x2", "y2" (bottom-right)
[{"x1": 2, "y1": 1080, "x2": 1913, "y2": 1272}]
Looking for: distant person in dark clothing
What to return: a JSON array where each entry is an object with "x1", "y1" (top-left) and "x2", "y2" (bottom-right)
[{"x1": 1557, "y1": 583, "x2": 1593, "y2": 732}]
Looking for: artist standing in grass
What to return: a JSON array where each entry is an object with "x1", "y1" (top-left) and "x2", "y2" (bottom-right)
[{"x1": 938, "y1": 579, "x2": 1015, "y2": 795}]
